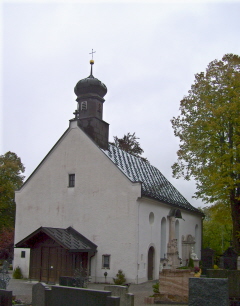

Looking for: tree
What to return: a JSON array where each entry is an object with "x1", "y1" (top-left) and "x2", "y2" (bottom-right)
[
  {"x1": 110, "y1": 132, "x2": 148, "y2": 162},
  {"x1": 0, "y1": 151, "x2": 25, "y2": 231},
  {"x1": 0, "y1": 228, "x2": 14, "y2": 260},
  {"x1": 199, "y1": 203, "x2": 232, "y2": 256},
  {"x1": 171, "y1": 54, "x2": 240, "y2": 252}
]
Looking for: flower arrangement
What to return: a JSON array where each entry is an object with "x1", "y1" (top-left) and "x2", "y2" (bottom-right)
[
  {"x1": 12, "y1": 298, "x2": 24, "y2": 305},
  {"x1": 194, "y1": 267, "x2": 200, "y2": 273}
]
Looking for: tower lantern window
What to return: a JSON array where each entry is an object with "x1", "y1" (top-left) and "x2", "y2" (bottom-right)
[{"x1": 81, "y1": 101, "x2": 87, "y2": 110}]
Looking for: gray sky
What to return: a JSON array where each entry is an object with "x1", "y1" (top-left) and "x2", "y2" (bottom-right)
[{"x1": 2, "y1": 0, "x2": 240, "y2": 208}]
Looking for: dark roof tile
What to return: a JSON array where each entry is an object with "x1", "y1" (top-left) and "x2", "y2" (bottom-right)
[
  {"x1": 102, "y1": 144, "x2": 200, "y2": 213},
  {"x1": 15, "y1": 226, "x2": 97, "y2": 252}
]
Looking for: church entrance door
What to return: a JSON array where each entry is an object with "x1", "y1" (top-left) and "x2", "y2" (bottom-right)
[{"x1": 148, "y1": 246, "x2": 154, "y2": 280}]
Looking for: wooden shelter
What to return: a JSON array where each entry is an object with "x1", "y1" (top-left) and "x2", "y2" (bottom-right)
[{"x1": 15, "y1": 226, "x2": 97, "y2": 283}]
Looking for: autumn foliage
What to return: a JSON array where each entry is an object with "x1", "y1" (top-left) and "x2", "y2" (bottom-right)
[
  {"x1": 0, "y1": 151, "x2": 25, "y2": 260},
  {"x1": 111, "y1": 132, "x2": 148, "y2": 162},
  {"x1": 0, "y1": 228, "x2": 14, "y2": 260},
  {"x1": 171, "y1": 54, "x2": 240, "y2": 252}
]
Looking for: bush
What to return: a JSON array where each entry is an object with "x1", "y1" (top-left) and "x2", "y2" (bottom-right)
[
  {"x1": 188, "y1": 257, "x2": 194, "y2": 268},
  {"x1": 177, "y1": 266, "x2": 189, "y2": 269},
  {"x1": 113, "y1": 269, "x2": 126, "y2": 285},
  {"x1": 13, "y1": 266, "x2": 23, "y2": 279},
  {"x1": 152, "y1": 282, "x2": 160, "y2": 294}
]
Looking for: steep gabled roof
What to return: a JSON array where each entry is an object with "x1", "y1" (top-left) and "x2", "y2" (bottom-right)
[
  {"x1": 15, "y1": 226, "x2": 97, "y2": 252},
  {"x1": 102, "y1": 144, "x2": 200, "y2": 214}
]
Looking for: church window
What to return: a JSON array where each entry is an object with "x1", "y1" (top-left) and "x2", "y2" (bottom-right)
[
  {"x1": 21, "y1": 251, "x2": 26, "y2": 258},
  {"x1": 69, "y1": 174, "x2": 75, "y2": 187},
  {"x1": 102, "y1": 255, "x2": 110, "y2": 269},
  {"x1": 81, "y1": 101, "x2": 87, "y2": 110},
  {"x1": 149, "y1": 212, "x2": 154, "y2": 224}
]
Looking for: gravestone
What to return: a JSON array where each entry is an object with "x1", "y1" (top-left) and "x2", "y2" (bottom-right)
[
  {"x1": 189, "y1": 278, "x2": 229, "y2": 306},
  {"x1": 0, "y1": 289, "x2": 12, "y2": 306},
  {"x1": 238, "y1": 257, "x2": 240, "y2": 270},
  {"x1": 32, "y1": 282, "x2": 51, "y2": 306},
  {"x1": 222, "y1": 247, "x2": 238, "y2": 270},
  {"x1": 0, "y1": 261, "x2": 9, "y2": 274},
  {"x1": 201, "y1": 247, "x2": 215, "y2": 275},
  {"x1": 104, "y1": 285, "x2": 134, "y2": 306},
  {"x1": 32, "y1": 284, "x2": 122, "y2": 306},
  {"x1": 106, "y1": 296, "x2": 120, "y2": 306},
  {"x1": 0, "y1": 279, "x2": 6, "y2": 290},
  {"x1": 0, "y1": 273, "x2": 10, "y2": 289},
  {"x1": 207, "y1": 269, "x2": 240, "y2": 299}
]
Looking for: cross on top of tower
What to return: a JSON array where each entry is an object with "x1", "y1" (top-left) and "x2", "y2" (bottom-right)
[
  {"x1": 89, "y1": 49, "x2": 95, "y2": 76},
  {"x1": 89, "y1": 49, "x2": 96, "y2": 61}
]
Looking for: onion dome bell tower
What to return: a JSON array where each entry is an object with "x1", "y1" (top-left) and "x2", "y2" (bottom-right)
[{"x1": 74, "y1": 58, "x2": 109, "y2": 150}]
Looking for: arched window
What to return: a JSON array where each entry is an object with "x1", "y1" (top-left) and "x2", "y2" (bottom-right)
[{"x1": 149, "y1": 212, "x2": 154, "y2": 224}]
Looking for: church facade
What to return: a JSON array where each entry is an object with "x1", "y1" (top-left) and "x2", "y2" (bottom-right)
[{"x1": 14, "y1": 60, "x2": 203, "y2": 284}]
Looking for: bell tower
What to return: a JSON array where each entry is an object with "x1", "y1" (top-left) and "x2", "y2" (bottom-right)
[{"x1": 73, "y1": 53, "x2": 109, "y2": 150}]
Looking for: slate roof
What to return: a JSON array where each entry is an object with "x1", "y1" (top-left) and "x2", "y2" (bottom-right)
[
  {"x1": 15, "y1": 226, "x2": 97, "y2": 252},
  {"x1": 102, "y1": 144, "x2": 200, "y2": 214}
]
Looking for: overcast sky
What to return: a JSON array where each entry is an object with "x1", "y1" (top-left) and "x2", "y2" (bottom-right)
[{"x1": 2, "y1": 0, "x2": 240, "y2": 208}]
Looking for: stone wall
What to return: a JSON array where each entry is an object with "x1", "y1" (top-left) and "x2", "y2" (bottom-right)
[{"x1": 159, "y1": 269, "x2": 194, "y2": 299}]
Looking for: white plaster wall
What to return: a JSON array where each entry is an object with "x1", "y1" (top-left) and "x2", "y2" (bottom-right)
[
  {"x1": 181, "y1": 210, "x2": 202, "y2": 260},
  {"x1": 137, "y1": 199, "x2": 170, "y2": 283},
  {"x1": 137, "y1": 198, "x2": 202, "y2": 283},
  {"x1": 14, "y1": 121, "x2": 141, "y2": 283},
  {"x1": 13, "y1": 248, "x2": 30, "y2": 278}
]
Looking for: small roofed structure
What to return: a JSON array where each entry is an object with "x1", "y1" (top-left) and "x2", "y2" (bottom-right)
[{"x1": 15, "y1": 227, "x2": 97, "y2": 283}]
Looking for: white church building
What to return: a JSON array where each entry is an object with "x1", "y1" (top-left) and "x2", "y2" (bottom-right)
[{"x1": 14, "y1": 60, "x2": 203, "y2": 284}]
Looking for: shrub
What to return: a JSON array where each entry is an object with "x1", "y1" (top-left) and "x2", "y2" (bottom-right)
[
  {"x1": 13, "y1": 266, "x2": 23, "y2": 279},
  {"x1": 188, "y1": 257, "x2": 194, "y2": 268},
  {"x1": 113, "y1": 269, "x2": 126, "y2": 285},
  {"x1": 177, "y1": 266, "x2": 189, "y2": 269},
  {"x1": 152, "y1": 282, "x2": 160, "y2": 294}
]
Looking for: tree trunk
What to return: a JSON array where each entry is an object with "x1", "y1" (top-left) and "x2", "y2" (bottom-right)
[{"x1": 231, "y1": 192, "x2": 240, "y2": 254}]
